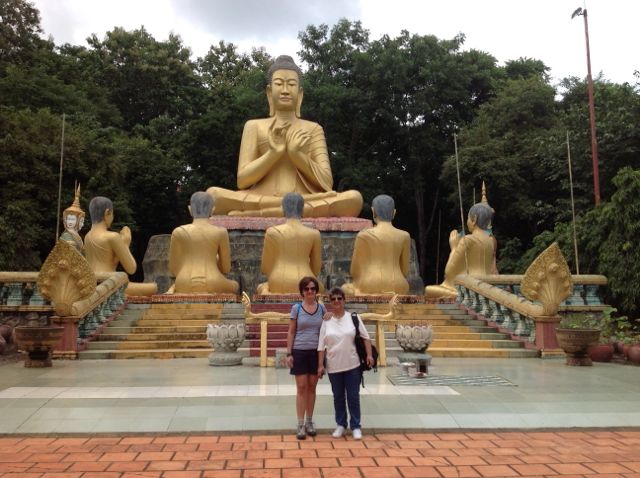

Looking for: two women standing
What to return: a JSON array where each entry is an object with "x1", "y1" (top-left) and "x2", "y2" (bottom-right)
[{"x1": 287, "y1": 279, "x2": 373, "y2": 440}]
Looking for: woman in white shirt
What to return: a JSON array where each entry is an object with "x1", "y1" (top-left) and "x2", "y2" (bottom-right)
[{"x1": 317, "y1": 287, "x2": 373, "y2": 440}]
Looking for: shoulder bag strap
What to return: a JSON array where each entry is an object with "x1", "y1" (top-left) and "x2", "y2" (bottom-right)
[{"x1": 351, "y1": 312, "x2": 360, "y2": 336}]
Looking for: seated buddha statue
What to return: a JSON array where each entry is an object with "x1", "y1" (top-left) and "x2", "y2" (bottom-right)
[
  {"x1": 342, "y1": 195, "x2": 410, "y2": 296},
  {"x1": 168, "y1": 192, "x2": 239, "y2": 294},
  {"x1": 84, "y1": 196, "x2": 157, "y2": 296},
  {"x1": 59, "y1": 183, "x2": 85, "y2": 253},
  {"x1": 207, "y1": 55, "x2": 363, "y2": 218},
  {"x1": 256, "y1": 192, "x2": 323, "y2": 294},
  {"x1": 425, "y1": 200, "x2": 496, "y2": 299}
]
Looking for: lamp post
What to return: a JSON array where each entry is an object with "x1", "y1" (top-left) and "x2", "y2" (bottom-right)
[{"x1": 572, "y1": 7, "x2": 601, "y2": 206}]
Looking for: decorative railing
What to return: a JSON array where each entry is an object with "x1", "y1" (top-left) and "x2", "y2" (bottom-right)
[
  {"x1": 0, "y1": 271, "x2": 128, "y2": 357},
  {"x1": 473, "y1": 274, "x2": 608, "y2": 312},
  {"x1": 454, "y1": 274, "x2": 608, "y2": 352},
  {"x1": 243, "y1": 312, "x2": 393, "y2": 368},
  {"x1": 0, "y1": 272, "x2": 52, "y2": 310},
  {"x1": 75, "y1": 272, "x2": 128, "y2": 342}
]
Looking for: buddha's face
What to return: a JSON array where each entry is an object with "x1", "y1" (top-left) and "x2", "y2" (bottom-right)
[
  {"x1": 268, "y1": 69, "x2": 300, "y2": 112},
  {"x1": 65, "y1": 214, "x2": 77, "y2": 231}
]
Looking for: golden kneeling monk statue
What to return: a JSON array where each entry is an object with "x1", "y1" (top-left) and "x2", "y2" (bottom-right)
[
  {"x1": 168, "y1": 192, "x2": 239, "y2": 294},
  {"x1": 425, "y1": 201, "x2": 496, "y2": 299},
  {"x1": 207, "y1": 55, "x2": 362, "y2": 218},
  {"x1": 84, "y1": 196, "x2": 157, "y2": 296},
  {"x1": 342, "y1": 195, "x2": 410, "y2": 296},
  {"x1": 256, "y1": 192, "x2": 323, "y2": 294},
  {"x1": 59, "y1": 183, "x2": 85, "y2": 253}
]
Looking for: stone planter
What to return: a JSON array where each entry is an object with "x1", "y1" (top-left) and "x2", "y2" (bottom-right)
[
  {"x1": 588, "y1": 343, "x2": 614, "y2": 363},
  {"x1": 395, "y1": 324, "x2": 433, "y2": 353},
  {"x1": 13, "y1": 326, "x2": 64, "y2": 367},
  {"x1": 206, "y1": 323, "x2": 245, "y2": 366},
  {"x1": 555, "y1": 328, "x2": 600, "y2": 366},
  {"x1": 627, "y1": 344, "x2": 640, "y2": 365}
]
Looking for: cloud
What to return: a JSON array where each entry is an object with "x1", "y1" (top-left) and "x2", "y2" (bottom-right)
[{"x1": 173, "y1": 0, "x2": 361, "y2": 42}]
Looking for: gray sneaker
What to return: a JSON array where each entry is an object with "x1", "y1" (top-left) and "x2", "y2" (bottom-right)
[
  {"x1": 305, "y1": 421, "x2": 317, "y2": 437},
  {"x1": 296, "y1": 424, "x2": 306, "y2": 440}
]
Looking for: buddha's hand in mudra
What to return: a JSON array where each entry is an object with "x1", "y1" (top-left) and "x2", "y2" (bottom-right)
[
  {"x1": 286, "y1": 128, "x2": 310, "y2": 157},
  {"x1": 120, "y1": 226, "x2": 132, "y2": 246},
  {"x1": 449, "y1": 229, "x2": 460, "y2": 250},
  {"x1": 268, "y1": 118, "x2": 290, "y2": 157}
]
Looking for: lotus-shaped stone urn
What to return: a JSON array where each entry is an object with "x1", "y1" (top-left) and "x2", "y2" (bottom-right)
[
  {"x1": 14, "y1": 326, "x2": 64, "y2": 367},
  {"x1": 395, "y1": 324, "x2": 433, "y2": 353},
  {"x1": 206, "y1": 323, "x2": 245, "y2": 366}
]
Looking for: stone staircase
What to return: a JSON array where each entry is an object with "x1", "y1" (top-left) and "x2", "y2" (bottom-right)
[
  {"x1": 79, "y1": 301, "x2": 538, "y2": 360},
  {"x1": 78, "y1": 303, "x2": 232, "y2": 359},
  {"x1": 368, "y1": 302, "x2": 539, "y2": 359}
]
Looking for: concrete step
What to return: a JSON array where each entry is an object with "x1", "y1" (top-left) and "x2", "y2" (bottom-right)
[
  {"x1": 426, "y1": 347, "x2": 539, "y2": 358},
  {"x1": 147, "y1": 303, "x2": 223, "y2": 310},
  {"x1": 78, "y1": 349, "x2": 213, "y2": 359},
  {"x1": 422, "y1": 332, "x2": 510, "y2": 340},
  {"x1": 95, "y1": 332, "x2": 207, "y2": 341},
  {"x1": 136, "y1": 319, "x2": 215, "y2": 326},
  {"x1": 141, "y1": 313, "x2": 222, "y2": 320},
  {"x1": 430, "y1": 339, "x2": 524, "y2": 349},
  {"x1": 106, "y1": 326, "x2": 207, "y2": 334},
  {"x1": 86, "y1": 340, "x2": 210, "y2": 350}
]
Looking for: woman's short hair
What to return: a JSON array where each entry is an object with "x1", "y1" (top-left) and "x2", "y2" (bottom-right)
[
  {"x1": 328, "y1": 286, "x2": 345, "y2": 299},
  {"x1": 298, "y1": 276, "x2": 319, "y2": 295}
]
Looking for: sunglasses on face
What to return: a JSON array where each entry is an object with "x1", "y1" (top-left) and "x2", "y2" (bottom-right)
[
  {"x1": 330, "y1": 296, "x2": 344, "y2": 302},
  {"x1": 304, "y1": 286, "x2": 316, "y2": 292}
]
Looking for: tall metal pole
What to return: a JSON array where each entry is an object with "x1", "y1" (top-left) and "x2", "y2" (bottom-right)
[{"x1": 575, "y1": 7, "x2": 601, "y2": 206}]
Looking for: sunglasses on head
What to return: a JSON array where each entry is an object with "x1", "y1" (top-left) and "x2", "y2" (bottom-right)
[
  {"x1": 304, "y1": 286, "x2": 316, "y2": 291},
  {"x1": 330, "y1": 296, "x2": 344, "y2": 301}
]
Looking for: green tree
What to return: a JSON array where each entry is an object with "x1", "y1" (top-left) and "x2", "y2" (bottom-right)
[
  {"x1": 83, "y1": 27, "x2": 202, "y2": 130},
  {"x1": 523, "y1": 168, "x2": 640, "y2": 318},
  {"x1": 440, "y1": 75, "x2": 559, "y2": 272},
  {"x1": 298, "y1": 20, "x2": 500, "y2": 277}
]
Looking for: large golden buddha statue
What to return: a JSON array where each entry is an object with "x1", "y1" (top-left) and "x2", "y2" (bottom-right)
[
  {"x1": 342, "y1": 195, "x2": 410, "y2": 296},
  {"x1": 59, "y1": 183, "x2": 85, "y2": 253},
  {"x1": 256, "y1": 192, "x2": 323, "y2": 294},
  {"x1": 425, "y1": 198, "x2": 496, "y2": 299},
  {"x1": 207, "y1": 55, "x2": 362, "y2": 218},
  {"x1": 168, "y1": 192, "x2": 239, "y2": 294},
  {"x1": 84, "y1": 196, "x2": 157, "y2": 296}
]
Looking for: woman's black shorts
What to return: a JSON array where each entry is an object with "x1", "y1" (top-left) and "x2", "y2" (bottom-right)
[{"x1": 290, "y1": 349, "x2": 319, "y2": 375}]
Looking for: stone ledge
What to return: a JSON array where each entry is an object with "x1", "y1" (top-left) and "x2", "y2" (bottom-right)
[
  {"x1": 126, "y1": 294, "x2": 239, "y2": 304},
  {"x1": 209, "y1": 215, "x2": 373, "y2": 232}
]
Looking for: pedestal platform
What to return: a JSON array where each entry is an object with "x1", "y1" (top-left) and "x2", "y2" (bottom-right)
[{"x1": 142, "y1": 216, "x2": 424, "y2": 295}]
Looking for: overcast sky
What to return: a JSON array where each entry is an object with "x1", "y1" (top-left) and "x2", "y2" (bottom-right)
[{"x1": 31, "y1": 0, "x2": 638, "y2": 86}]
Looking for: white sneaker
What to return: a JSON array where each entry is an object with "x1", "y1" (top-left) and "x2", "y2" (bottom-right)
[
  {"x1": 352, "y1": 428, "x2": 363, "y2": 440},
  {"x1": 332, "y1": 426, "x2": 345, "y2": 438}
]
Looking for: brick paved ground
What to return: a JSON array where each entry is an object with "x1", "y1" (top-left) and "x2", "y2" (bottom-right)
[{"x1": 1, "y1": 430, "x2": 640, "y2": 478}]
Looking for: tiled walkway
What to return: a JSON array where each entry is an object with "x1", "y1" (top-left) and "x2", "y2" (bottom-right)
[
  {"x1": 2, "y1": 430, "x2": 640, "y2": 477},
  {"x1": 2, "y1": 357, "x2": 640, "y2": 476}
]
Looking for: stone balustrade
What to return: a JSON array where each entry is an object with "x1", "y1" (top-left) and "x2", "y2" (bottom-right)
[
  {"x1": 0, "y1": 272, "x2": 52, "y2": 310},
  {"x1": 454, "y1": 274, "x2": 608, "y2": 355},
  {"x1": 0, "y1": 271, "x2": 128, "y2": 359}
]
